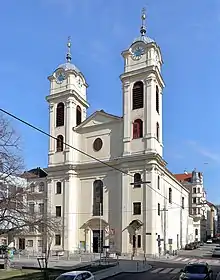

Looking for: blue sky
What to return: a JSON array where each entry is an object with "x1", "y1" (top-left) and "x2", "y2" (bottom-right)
[{"x1": 1, "y1": 0, "x2": 220, "y2": 203}]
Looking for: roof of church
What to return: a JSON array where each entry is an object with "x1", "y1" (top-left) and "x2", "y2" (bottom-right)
[{"x1": 75, "y1": 109, "x2": 122, "y2": 130}]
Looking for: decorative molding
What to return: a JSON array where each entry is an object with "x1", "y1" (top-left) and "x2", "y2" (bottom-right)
[
  {"x1": 49, "y1": 104, "x2": 54, "y2": 112},
  {"x1": 145, "y1": 79, "x2": 152, "y2": 86}
]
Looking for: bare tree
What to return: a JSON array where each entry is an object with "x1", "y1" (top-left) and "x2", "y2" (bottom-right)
[
  {"x1": 0, "y1": 114, "x2": 60, "y2": 270},
  {"x1": 0, "y1": 113, "x2": 23, "y2": 179}
]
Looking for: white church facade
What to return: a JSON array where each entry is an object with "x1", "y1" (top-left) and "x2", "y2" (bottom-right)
[{"x1": 16, "y1": 10, "x2": 194, "y2": 256}]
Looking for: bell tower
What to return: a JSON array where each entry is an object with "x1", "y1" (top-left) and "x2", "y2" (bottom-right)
[
  {"x1": 46, "y1": 37, "x2": 89, "y2": 167},
  {"x1": 120, "y1": 9, "x2": 165, "y2": 157}
]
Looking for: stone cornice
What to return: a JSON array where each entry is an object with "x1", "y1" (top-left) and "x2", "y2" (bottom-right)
[
  {"x1": 120, "y1": 65, "x2": 165, "y2": 89},
  {"x1": 46, "y1": 90, "x2": 89, "y2": 108}
]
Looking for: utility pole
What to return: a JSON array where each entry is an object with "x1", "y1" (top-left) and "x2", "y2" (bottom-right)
[
  {"x1": 161, "y1": 207, "x2": 168, "y2": 254},
  {"x1": 130, "y1": 177, "x2": 151, "y2": 258}
]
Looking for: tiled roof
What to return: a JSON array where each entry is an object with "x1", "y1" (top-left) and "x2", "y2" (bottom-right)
[{"x1": 174, "y1": 173, "x2": 192, "y2": 182}]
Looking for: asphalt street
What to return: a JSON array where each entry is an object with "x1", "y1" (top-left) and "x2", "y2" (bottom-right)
[{"x1": 108, "y1": 261, "x2": 220, "y2": 280}]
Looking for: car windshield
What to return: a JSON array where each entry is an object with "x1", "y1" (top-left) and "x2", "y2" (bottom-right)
[
  {"x1": 56, "y1": 275, "x2": 76, "y2": 280},
  {"x1": 184, "y1": 265, "x2": 208, "y2": 274}
]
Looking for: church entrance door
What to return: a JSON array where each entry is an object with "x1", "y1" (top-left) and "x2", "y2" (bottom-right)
[{"x1": 92, "y1": 230, "x2": 103, "y2": 253}]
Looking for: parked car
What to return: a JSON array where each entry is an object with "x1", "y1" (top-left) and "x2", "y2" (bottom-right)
[
  {"x1": 185, "y1": 244, "x2": 194, "y2": 250},
  {"x1": 206, "y1": 239, "x2": 212, "y2": 244},
  {"x1": 212, "y1": 247, "x2": 220, "y2": 257},
  {"x1": 55, "y1": 271, "x2": 95, "y2": 280},
  {"x1": 179, "y1": 262, "x2": 213, "y2": 280}
]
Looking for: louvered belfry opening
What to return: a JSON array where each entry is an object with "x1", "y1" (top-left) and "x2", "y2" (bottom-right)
[
  {"x1": 132, "y1": 81, "x2": 144, "y2": 110},
  {"x1": 56, "y1": 102, "x2": 64, "y2": 127}
]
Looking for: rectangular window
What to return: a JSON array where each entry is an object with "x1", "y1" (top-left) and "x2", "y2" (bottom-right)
[
  {"x1": 193, "y1": 187, "x2": 196, "y2": 193},
  {"x1": 198, "y1": 208, "x2": 200, "y2": 214},
  {"x1": 193, "y1": 208, "x2": 197, "y2": 215},
  {"x1": 29, "y1": 203, "x2": 34, "y2": 214},
  {"x1": 55, "y1": 234, "x2": 61, "y2": 246},
  {"x1": 182, "y1": 197, "x2": 184, "y2": 209},
  {"x1": 56, "y1": 182, "x2": 62, "y2": 194},
  {"x1": 193, "y1": 197, "x2": 196, "y2": 204},
  {"x1": 137, "y1": 235, "x2": 141, "y2": 248},
  {"x1": 27, "y1": 240, "x2": 33, "y2": 247},
  {"x1": 133, "y1": 202, "x2": 141, "y2": 215},
  {"x1": 168, "y1": 188, "x2": 172, "y2": 204},
  {"x1": 198, "y1": 188, "x2": 200, "y2": 193},
  {"x1": 56, "y1": 206, "x2": 61, "y2": 217},
  {"x1": 29, "y1": 226, "x2": 35, "y2": 233},
  {"x1": 158, "y1": 203, "x2": 160, "y2": 216},
  {"x1": 38, "y1": 240, "x2": 42, "y2": 247},
  {"x1": 38, "y1": 224, "x2": 44, "y2": 233},
  {"x1": 39, "y1": 203, "x2": 44, "y2": 214}
]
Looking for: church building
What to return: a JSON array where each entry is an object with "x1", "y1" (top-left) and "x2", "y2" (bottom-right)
[{"x1": 25, "y1": 9, "x2": 193, "y2": 257}]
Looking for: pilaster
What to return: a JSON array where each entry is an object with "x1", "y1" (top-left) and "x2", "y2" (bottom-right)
[
  {"x1": 122, "y1": 82, "x2": 131, "y2": 156},
  {"x1": 49, "y1": 104, "x2": 55, "y2": 153}
]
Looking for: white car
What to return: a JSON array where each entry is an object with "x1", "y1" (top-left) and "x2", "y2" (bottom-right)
[
  {"x1": 206, "y1": 239, "x2": 212, "y2": 244},
  {"x1": 55, "y1": 270, "x2": 95, "y2": 280}
]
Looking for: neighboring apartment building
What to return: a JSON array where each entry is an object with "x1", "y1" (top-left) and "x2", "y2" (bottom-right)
[
  {"x1": 216, "y1": 205, "x2": 220, "y2": 234},
  {"x1": 0, "y1": 173, "x2": 27, "y2": 247},
  {"x1": 19, "y1": 167, "x2": 48, "y2": 254},
  {"x1": 206, "y1": 202, "x2": 218, "y2": 238},
  {"x1": 174, "y1": 170, "x2": 207, "y2": 242}
]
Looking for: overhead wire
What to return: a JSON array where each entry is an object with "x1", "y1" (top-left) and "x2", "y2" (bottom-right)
[{"x1": 0, "y1": 108, "x2": 189, "y2": 211}]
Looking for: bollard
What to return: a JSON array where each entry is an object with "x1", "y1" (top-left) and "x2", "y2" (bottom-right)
[{"x1": 136, "y1": 261, "x2": 139, "y2": 271}]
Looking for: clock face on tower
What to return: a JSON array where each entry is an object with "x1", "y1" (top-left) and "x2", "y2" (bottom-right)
[
  {"x1": 54, "y1": 69, "x2": 66, "y2": 84},
  {"x1": 130, "y1": 42, "x2": 146, "y2": 61}
]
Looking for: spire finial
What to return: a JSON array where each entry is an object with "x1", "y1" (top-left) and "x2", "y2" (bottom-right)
[
  {"x1": 140, "y1": 7, "x2": 146, "y2": 36},
  {"x1": 66, "y1": 36, "x2": 72, "y2": 63}
]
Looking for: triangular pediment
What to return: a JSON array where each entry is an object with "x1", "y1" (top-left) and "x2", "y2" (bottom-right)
[{"x1": 75, "y1": 110, "x2": 122, "y2": 130}]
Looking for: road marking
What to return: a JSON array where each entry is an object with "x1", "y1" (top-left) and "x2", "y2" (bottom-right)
[
  {"x1": 170, "y1": 268, "x2": 181, "y2": 274},
  {"x1": 182, "y1": 258, "x2": 190, "y2": 262},
  {"x1": 151, "y1": 268, "x2": 164, "y2": 273},
  {"x1": 175, "y1": 257, "x2": 183, "y2": 261},
  {"x1": 159, "y1": 268, "x2": 174, "y2": 274}
]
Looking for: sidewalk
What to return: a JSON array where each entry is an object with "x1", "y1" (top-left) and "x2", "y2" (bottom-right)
[{"x1": 94, "y1": 260, "x2": 152, "y2": 280}]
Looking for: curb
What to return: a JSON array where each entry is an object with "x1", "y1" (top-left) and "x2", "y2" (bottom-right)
[{"x1": 99, "y1": 265, "x2": 152, "y2": 279}]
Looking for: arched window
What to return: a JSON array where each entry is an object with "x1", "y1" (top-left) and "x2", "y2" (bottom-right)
[
  {"x1": 168, "y1": 188, "x2": 172, "y2": 204},
  {"x1": 132, "y1": 81, "x2": 144, "y2": 110},
  {"x1": 56, "y1": 135, "x2": 64, "y2": 152},
  {"x1": 76, "y1": 105, "x2": 82, "y2": 126},
  {"x1": 156, "y1": 122, "x2": 159, "y2": 141},
  {"x1": 134, "y1": 173, "x2": 142, "y2": 188},
  {"x1": 157, "y1": 176, "x2": 160, "y2": 190},
  {"x1": 93, "y1": 180, "x2": 103, "y2": 216},
  {"x1": 56, "y1": 102, "x2": 64, "y2": 127},
  {"x1": 195, "y1": 229, "x2": 198, "y2": 236},
  {"x1": 156, "y1": 85, "x2": 159, "y2": 113},
  {"x1": 133, "y1": 119, "x2": 143, "y2": 139}
]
